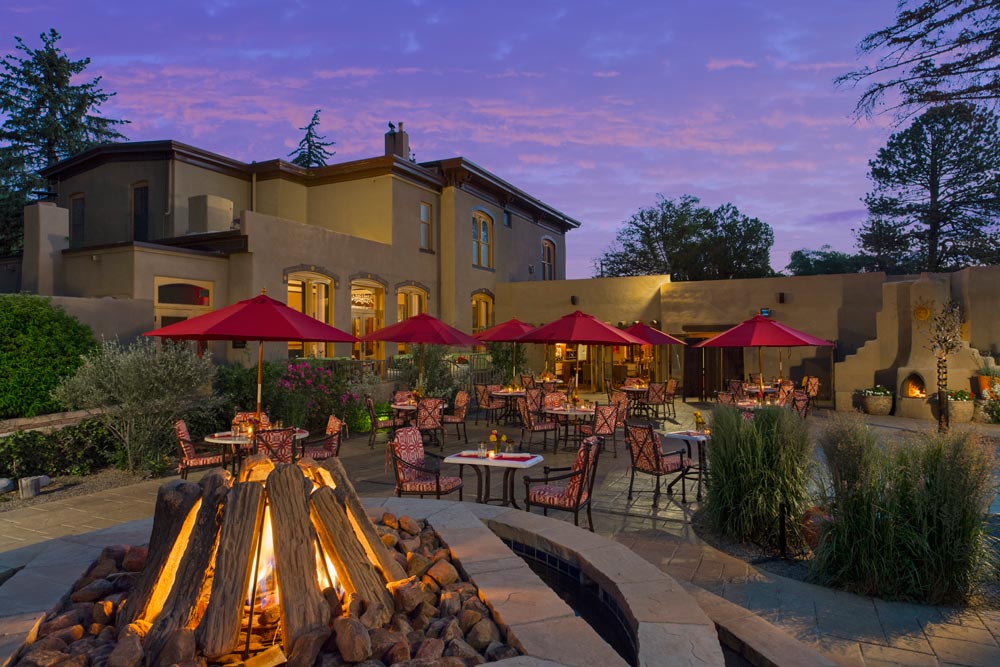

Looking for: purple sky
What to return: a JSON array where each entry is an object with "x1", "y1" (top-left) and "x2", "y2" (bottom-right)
[{"x1": 4, "y1": 1, "x2": 900, "y2": 278}]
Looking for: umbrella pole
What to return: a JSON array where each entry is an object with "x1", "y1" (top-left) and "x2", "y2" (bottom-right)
[
  {"x1": 778, "y1": 348, "x2": 783, "y2": 382},
  {"x1": 758, "y1": 346, "x2": 765, "y2": 403},
  {"x1": 255, "y1": 340, "x2": 264, "y2": 420},
  {"x1": 419, "y1": 348, "x2": 425, "y2": 392},
  {"x1": 512, "y1": 342, "x2": 517, "y2": 382}
]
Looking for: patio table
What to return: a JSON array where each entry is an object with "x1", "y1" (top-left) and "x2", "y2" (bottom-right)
[
  {"x1": 491, "y1": 389, "x2": 525, "y2": 425},
  {"x1": 543, "y1": 405, "x2": 596, "y2": 449},
  {"x1": 443, "y1": 450, "x2": 543, "y2": 508},
  {"x1": 621, "y1": 385, "x2": 649, "y2": 416},
  {"x1": 205, "y1": 428, "x2": 309, "y2": 471}
]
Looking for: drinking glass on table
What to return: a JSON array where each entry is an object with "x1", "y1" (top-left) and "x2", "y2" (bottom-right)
[{"x1": 477, "y1": 441, "x2": 488, "y2": 458}]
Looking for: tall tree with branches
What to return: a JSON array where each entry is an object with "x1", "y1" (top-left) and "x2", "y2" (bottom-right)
[
  {"x1": 0, "y1": 29, "x2": 128, "y2": 253},
  {"x1": 858, "y1": 102, "x2": 1000, "y2": 272},
  {"x1": 838, "y1": 0, "x2": 1000, "y2": 118},
  {"x1": 593, "y1": 195, "x2": 773, "y2": 280},
  {"x1": 288, "y1": 109, "x2": 335, "y2": 167}
]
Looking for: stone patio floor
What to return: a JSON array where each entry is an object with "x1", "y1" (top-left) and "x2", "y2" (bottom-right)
[{"x1": 2, "y1": 395, "x2": 1000, "y2": 667}]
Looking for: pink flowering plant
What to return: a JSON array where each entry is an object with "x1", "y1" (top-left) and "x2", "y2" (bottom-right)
[{"x1": 276, "y1": 361, "x2": 349, "y2": 432}]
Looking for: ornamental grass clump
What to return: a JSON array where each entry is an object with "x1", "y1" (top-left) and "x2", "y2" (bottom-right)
[
  {"x1": 813, "y1": 414, "x2": 998, "y2": 603},
  {"x1": 704, "y1": 406, "x2": 812, "y2": 547}
]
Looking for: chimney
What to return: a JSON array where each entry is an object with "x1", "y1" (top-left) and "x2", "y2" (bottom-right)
[{"x1": 384, "y1": 121, "x2": 409, "y2": 159}]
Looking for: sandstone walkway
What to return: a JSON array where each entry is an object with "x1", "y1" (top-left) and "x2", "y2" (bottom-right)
[{"x1": 2, "y1": 398, "x2": 1000, "y2": 667}]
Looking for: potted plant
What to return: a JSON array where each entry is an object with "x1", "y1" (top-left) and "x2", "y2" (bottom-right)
[
  {"x1": 976, "y1": 365, "x2": 1000, "y2": 399},
  {"x1": 859, "y1": 386, "x2": 893, "y2": 415},
  {"x1": 947, "y1": 389, "x2": 975, "y2": 423}
]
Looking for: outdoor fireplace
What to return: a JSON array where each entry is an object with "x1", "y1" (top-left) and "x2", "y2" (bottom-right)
[
  {"x1": 901, "y1": 373, "x2": 927, "y2": 398},
  {"x1": 117, "y1": 456, "x2": 404, "y2": 667}
]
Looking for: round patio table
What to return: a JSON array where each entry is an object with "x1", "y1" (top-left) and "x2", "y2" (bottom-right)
[
  {"x1": 621, "y1": 385, "x2": 649, "y2": 416},
  {"x1": 491, "y1": 389, "x2": 526, "y2": 425},
  {"x1": 205, "y1": 428, "x2": 308, "y2": 470},
  {"x1": 543, "y1": 405, "x2": 596, "y2": 449}
]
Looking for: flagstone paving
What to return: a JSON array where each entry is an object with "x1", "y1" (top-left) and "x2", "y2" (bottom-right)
[{"x1": 2, "y1": 396, "x2": 1000, "y2": 666}]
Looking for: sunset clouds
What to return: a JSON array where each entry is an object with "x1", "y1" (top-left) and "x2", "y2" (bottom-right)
[{"x1": 2, "y1": 0, "x2": 898, "y2": 277}]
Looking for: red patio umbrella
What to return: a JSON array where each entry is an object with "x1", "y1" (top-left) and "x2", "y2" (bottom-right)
[
  {"x1": 624, "y1": 322, "x2": 686, "y2": 380},
  {"x1": 516, "y1": 311, "x2": 647, "y2": 387},
  {"x1": 362, "y1": 313, "x2": 479, "y2": 388},
  {"x1": 694, "y1": 314, "x2": 832, "y2": 392},
  {"x1": 474, "y1": 318, "x2": 536, "y2": 379},
  {"x1": 144, "y1": 290, "x2": 357, "y2": 418}
]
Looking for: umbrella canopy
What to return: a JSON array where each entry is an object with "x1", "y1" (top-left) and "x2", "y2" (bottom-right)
[
  {"x1": 144, "y1": 291, "x2": 357, "y2": 417},
  {"x1": 624, "y1": 322, "x2": 687, "y2": 347},
  {"x1": 473, "y1": 317, "x2": 536, "y2": 342},
  {"x1": 144, "y1": 292, "x2": 357, "y2": 343},
  {"x1": 362, "y1": 313, "x2": 479, "y2": 346},
  {"x1": 515, "y1": 311, "x2": 646, "y2": 345},
  {"x1": 693, "y1": 315, "x2": 832, "y2": 349},
  {"x1": 474, "y1": 318, "x2": 536, "y2": 381}
]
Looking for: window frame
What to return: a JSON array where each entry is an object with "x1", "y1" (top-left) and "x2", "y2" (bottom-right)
[
  {"x1": 419, "y1": 201, "x2": 432, "y2": 251},
  {"x1": 472, "y1": 211, "x2": 494, "y2": 268},
  {"x1": 471, "y1": 292, "x2": 494, "y2": 334},
  {"x1": 541, "y1": 239, "x2": 556, "y2": 280}
]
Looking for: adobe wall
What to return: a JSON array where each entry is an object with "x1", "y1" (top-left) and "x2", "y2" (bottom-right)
[{"x1": 50, "y1": 295, "x2": 152, "y2": 343}]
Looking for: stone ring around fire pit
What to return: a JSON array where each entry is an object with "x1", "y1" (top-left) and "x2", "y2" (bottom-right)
[{"x1": 0, "y1": 465, "x2": 723, "y2": 667}]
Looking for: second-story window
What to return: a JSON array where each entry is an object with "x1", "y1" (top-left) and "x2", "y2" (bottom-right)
[
  {"x1": 541, "y1": 239, "x2": 556, "y2": 280},
  {"x1": 70, "y1": 194, "x2": 85, "y2": 248},
  {"x1": 419, "y1": 202, "x2": 432, "y2": 250},
  {"x1": 472, "y1": 211, "x2": 493, "y2": 268},
  {"x1": 132, "y1": 182, "x2": 149, "y2": 242}
]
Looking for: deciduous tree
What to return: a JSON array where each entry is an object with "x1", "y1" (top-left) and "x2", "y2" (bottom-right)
[
  {"x1": 858, "y1": 103, "x2": 1000, "y2": 272},
  {"x1": 0, "y1": 29, "x2": 128, "y2": 253},
  {"x1": 593, "y1": 195, "x2": 773, "y2": 280},
  {"x1": 838, "y1": 0, "x2": 1000, "y2": 118},
  {"x1": 786, "y1": 245, "x2": 865, "y2": 276}
]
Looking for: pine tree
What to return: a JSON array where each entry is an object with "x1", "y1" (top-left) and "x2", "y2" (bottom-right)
[
  {"x1": 288, "y1": 109, "x2": 335, "y2": 168},
  {"x1": 857, "y1": 103, "x2": 1000, "y2": 272},
  {"x1": 0, "y1": 29, "x2": 129, "y2": 254}
]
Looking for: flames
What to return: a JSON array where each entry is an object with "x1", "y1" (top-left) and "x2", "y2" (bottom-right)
[{"x1": 902, "y1": 375, "x2": 927, "y2": 398}]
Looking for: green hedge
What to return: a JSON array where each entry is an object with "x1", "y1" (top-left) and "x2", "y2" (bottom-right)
[
  {"x1": 0, "y1": 419, "x2": 116, "y2": 478},
  {"x1": 0, "y1": 294, "x2": 96, "y2": 418}
]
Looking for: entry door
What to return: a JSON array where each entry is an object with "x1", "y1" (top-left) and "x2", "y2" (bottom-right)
[{"x1": 683, "y1": 344, "x2": 744, "y2": 400}]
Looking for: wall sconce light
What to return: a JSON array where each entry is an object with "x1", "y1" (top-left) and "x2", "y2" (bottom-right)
[
  {"x1": 617, "y1": 321, "x2": 627, "y2": 328},
  {"x1": 528, "y1": 265, "x2": 535, "y2": 274},
  {"x1": 650, "y1": 319, "x2": 660, "y2": 328},
  {"x1": 570, "y1": 295, "x2": 578, "y2": 306},
  {"x1": 776, "y1": 292, "x2": 786, "y2": 304},
  {"x1": 91, "y1": 254, "x2": 100, "y2": 262},
  {"x1": 760, "y1": 308, "x2": 771, "y2": 317}
]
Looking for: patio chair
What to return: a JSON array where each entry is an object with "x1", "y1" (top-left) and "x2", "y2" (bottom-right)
[
  {"x1": 663, "y1": 378, "x2": 678, "y2": 419},
  {"x1": 611, "y1": 390, "x2": 628, "y2": 430},
  {"x1": 366, "y1": 394, "x2": 405, "y2": 449},
  {"x1": 442, "y1": 390, "x2": 469, "y2": 443},
  {"x1": 474, "y1": 384, "x2": 504, "y2": 425},
  {"x1": 604, "y1": 379, "x2": 614, "y2": 404},
  {"x1": 525, "y1": 387, "x2": 543, "y2": 419},
  {"x1": 805, "y1": 377, "x2": 820, "y2": 406},
  {"x1": 300, "y1": 415, "x2": 343, "y2": 460},
  {"x1": 523, "y1": 436, "x2": 602, "y2": 531},
  {"x1": 393, "y1": 390, "x2": 415, "y2": 405},
  {"x1": 792, "y1": 390, "x2": 810, "y2": 419},
  {"x1": 727, "y1": 379, "x2": 747, "y2": 401},
  {"x1": 637, "y1": 381, "x2": 667, "y2": 420},
  {"x1": 717, "y1": 391, "x2": 736, "y2": 406},
  {"x1": 542, "y1": 391, "x2": 567, "y2": 410},
  {"x1": 174, "y1": 420, "x2": 225, "y2": 480},
  {"x1": 625, "y1": 421, "x2": 690, "y2": 503},
  {"x1": 541, "y1": 380, "x2": 557, "y2": 393},
  {"x1": 517, "y1": 396, "x2": 557, "y2": 451},
  {"x1": 232, "y1": 411, "x2": 271, "y2": 454},
  {"x1": 520, "y1": 374, "x2": 536, "y2": 389},
  {"x1": 578, "y1": 403, "x2": 618, "y2": 457},
  {"x1": 387, "y1": 426, "x2": 462, "y2": 500},
  {"x1": 415, "y1": 397, "x2": 445, "y2": 448},
  {"x1": 776, "y1": 381, "x2": 795, "y2": 407},
  {"x1": 623, "y1": 377, "x2": 642, "y2": 387},
  {"x1": 254, "y1": 427, "x2": 297, "y2": 464}
]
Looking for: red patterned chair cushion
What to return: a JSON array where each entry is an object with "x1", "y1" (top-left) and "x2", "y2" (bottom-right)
[
  {"x1": 180, "y1": 454, "x2": 223, "y2": 469},
  {"x1": 528, "y1": 484, "x2": 589, "y2": 509},
  {"x1": 392, "y1": 427, "x2": 426, "y2": 482},
  {"x1": 400, "y1": 475, "x2": 463, "y2": 494},
  {"x1": 255, "y1": 428, "x2": 296, "y2": 464}
]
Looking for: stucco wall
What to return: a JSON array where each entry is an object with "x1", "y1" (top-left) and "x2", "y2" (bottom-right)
[
  {"x1": 50, "y1": 295, "x2": 153, "y2": 343},
  {"x1": 306, "y1": 177, "x2": 393, "y2": 243},
  {"x1": 172, "y1": 161, "x2": 249, "y2": 236}
]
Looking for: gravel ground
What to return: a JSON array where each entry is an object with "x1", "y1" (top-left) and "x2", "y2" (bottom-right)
[{"x1": 0, "y1": 468, "x2": 148, "y2": 512}]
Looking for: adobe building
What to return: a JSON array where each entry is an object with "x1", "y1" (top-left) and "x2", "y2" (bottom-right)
[{"x1": 4, "y1": 125, "x2": 1000, "y2": 420}]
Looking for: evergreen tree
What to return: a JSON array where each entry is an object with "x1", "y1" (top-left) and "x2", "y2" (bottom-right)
[
  {"x1": 0, "y1": 29, "x2": 129, "y2": 254},
  {"x1": 839, "y1": 0, "x2": 1000, "y2": 118},
  {"x1": 593, "y1": 195, "x2": 773, "y2": 280},
  {"x1": 858, "y1": 103, "x2": 1000, "y2": 272},
  {"x1": 288, "y1": 109, "x2": 335, "y2": 167},
  {"x1": 786, "y1": 245, "x2": 866, "y2": 276}
]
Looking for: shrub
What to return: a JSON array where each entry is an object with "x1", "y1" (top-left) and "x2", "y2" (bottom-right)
[
  {"x1": 0, "y1": 418, "x2": 116, "y2": 478},
  {"x1": 0, "y1": 294, "x2": 96, "y2": 418},
  {"x1": 397, "y1": 345, "x2": 459, "y2": 401},
  {"x1": 704, "y1": 406, "x2": 812, "y2": 548},
  {"x1": 813, "y1": 415, "x2": 998, "y2": 603},
  {"x1": 53, "y1": 339, "x2": 218, "y2": 473},
  {"x1": 276, "y1": 361, "x2": 352, "y2": 432}
]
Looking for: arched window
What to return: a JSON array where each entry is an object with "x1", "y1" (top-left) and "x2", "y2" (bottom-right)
[
  {"x1": 472, "y1": 211, "x2": 493, "y2": 268},
  {"x1": 154, "y1": 277, "x2": 212, "y2": 327},
  {"x1": 541, "y1": 239, "x2": 556, "y2": 280},
  {"x1": 396, "y1": 287, "x2": 427, "y2": 353},
  {"x1": 287, "y1": 272, "x2": 334, "y2": 358},
  {"x1": 471, "y1": 293, "x2": 493, "y2": 334}
]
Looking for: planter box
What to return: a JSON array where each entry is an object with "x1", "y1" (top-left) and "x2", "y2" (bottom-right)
[
  {"x1": 861, "y1": 394, "x2": 893, "y2": 416},
  {"x1": 949, "y1": 400, "x2": 975, "y2": 423}
]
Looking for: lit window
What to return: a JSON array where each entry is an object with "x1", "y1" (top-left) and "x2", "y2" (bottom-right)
[
  {"x1": 541, "y1": 240, "x2": 556, "y2": 280},
  {"x1": 132, "y1": 183, "x2": 149, "y2": 242},
  {"x1": 472, "y1": 212, "x2": 493, "y2": 268},
  {"x1": 419, "y1": 202, "x2": 432, "y2": 250},
  {"x1": 397, "y1": 288, "x2": 427, "y2": 353},
  {"x1": 287, "y1": 274, "x2": 333, "y2": 358},
  {"x1": 471, "y1": 293, "x2": 493, "y2": 333},
  {"x1": 70, "y1": 195, "x2": 85, "y2": 248}
]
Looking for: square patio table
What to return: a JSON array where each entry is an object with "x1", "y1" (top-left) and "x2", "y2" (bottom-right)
[{"x1": 443, "y1": 450, "x2": 543, "y2": 508}]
